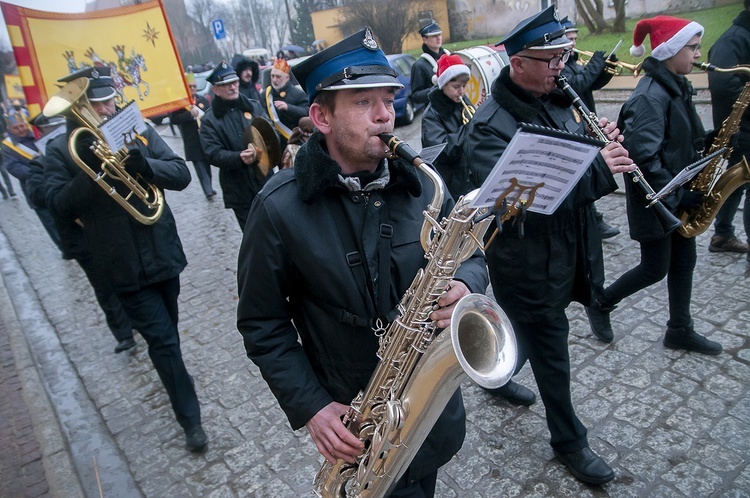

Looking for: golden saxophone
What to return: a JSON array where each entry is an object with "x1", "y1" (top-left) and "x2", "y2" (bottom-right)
[
  {"x1": 43, "y1": 77, "x2": 164, "y2": 225},
  {"x1": 313, "y1": 134, "x2": 518, "y2": 497},
  {"x1": 676, "y1": 62, "x2": 750, "y2": 238}
]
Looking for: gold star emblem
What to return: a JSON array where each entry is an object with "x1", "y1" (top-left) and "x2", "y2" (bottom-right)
[{"x1": 143, "y1": 22, "x2": 160, "y2": 47}]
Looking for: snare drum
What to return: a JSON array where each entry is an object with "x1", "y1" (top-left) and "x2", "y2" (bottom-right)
[{"x1": 456, "y1": 46, "x2": 507, "y2": 107}]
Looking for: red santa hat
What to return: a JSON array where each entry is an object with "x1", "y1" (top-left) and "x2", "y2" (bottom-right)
[
  {"x1": 629, "y1": 15, "x2": 704, "y2": 61},
  {"x1": 435, "y1": 54, "x2": 470, "y2": 89}
]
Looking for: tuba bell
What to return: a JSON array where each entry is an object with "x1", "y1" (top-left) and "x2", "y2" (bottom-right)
[{"x1": 43, "y1": 77, "x2": 164, "y2": 225}]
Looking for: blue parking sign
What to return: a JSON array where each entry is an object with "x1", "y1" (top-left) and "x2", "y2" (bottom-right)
[{"x1": 211, "y1": 19, "x2": 226, "y2": 40}]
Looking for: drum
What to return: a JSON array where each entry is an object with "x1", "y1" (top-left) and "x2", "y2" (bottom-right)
[{"x1": 456, "y1": 46, "x2": 507, "y2": 107}]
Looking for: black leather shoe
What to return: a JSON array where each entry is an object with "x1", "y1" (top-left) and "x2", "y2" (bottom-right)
[
  {"x1": 664, "y1": 328, "x2": 722, "y2": 355},
  {"x1": 554, "y1": 447, "x2": 615, "y2": 485},
  {"x1": 185, "y1": 425, "x2": 208, "y2": 453},
  {"x1": 114, "y1": 338, "x2": 136, "y2": 353},
  {"x1": 485, "y1": 380, "x2": 536, "y2": 406},
  {"x1": 599, "y1": 220, "x2": 620, "y2": 240},
  {"x1": 584, "y1": 299, "x2": 614, "y2": 343}
]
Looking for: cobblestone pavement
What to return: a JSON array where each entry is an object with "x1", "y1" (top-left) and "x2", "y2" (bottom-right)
[{"x1": 0, "y1": 84, "x2": 749, "y2": 497}]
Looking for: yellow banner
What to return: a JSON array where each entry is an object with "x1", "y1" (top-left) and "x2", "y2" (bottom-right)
[
  {"x1": 4, "y1": 74, "x2": 24, "y2": 100},
  {"x1": 1, "y1": 0, "x2": 189, "y2": 117}
]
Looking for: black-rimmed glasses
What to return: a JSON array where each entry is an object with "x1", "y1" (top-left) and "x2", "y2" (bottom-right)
[
  {"x1": 684, "y1": 43, "x2": 701, "y2": 53},
  {"x1": 518, "y1": 49, "x2": 572, "y2": 69}
]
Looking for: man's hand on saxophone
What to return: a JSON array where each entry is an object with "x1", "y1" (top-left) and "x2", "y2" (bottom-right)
[
  {"x1": 305, "y1": 403, "x2": 364, "y2": 465},
  {"x1": 430, "y1": 280, "x2": 471, "y2": 329}
]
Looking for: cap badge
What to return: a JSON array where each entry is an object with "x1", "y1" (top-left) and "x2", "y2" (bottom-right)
[
  {"x1": 91, "y1": 67, "x2": 100, "y2": 79},
  {"x1": 362, "y1": 28, "x2": 378, "y2": 51}
]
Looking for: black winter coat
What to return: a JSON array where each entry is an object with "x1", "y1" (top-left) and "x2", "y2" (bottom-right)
[
  {"x1": 410, "y1": 45, "x2": 447, "y2": 105},
  {"x1": 617, "y1": 57, "x2": 706, "y2": 241},
  {"x1": 464, "y1": 66, "x2": 617, "y2": 321},
  {"x1": 560, "y1": 51, "x2": 613, "y2": 113},
  {"x1": 200, "y1": 95, "x2": 273, "y2": 210},
  {"x1": 421, "y1": 87, "x2": 472, "y2": 197},
  {"x1": 169, "y1": 94, "x2": 210, "y2": 162},
  {"x1": 44, "y1": 125, "x2": 190, "y2": 292},
  {"x1": 708, "y1": 10, "x2": 750, "y2": 154},
  {"x1": 237, "y1": 131, "x2": 488, "y2": 481}
]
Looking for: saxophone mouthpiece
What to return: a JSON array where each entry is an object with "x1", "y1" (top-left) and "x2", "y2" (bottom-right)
[
  {"x1": 693, "y1": 61, "x2": 715, "y2": 71},
  {"x1": 379, "y1": 133, "x2": 422, "y2": 166}
]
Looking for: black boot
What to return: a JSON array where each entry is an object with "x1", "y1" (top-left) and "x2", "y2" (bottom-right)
[
  {"x1": 485, "y1": 380, "x2": 536, "y2": 406},
  {"x1": 554, "y1": 447, "x2": 615, "y2": 485},
  {"x1": 663, "y1": 326, "x2": 722, "y2": 355},
  {"x1": 584, "y1": 298, "x2": 615, "y2": 343}
]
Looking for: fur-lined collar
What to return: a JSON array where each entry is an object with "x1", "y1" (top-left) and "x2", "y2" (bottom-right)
[
  {"x1": 211, "y1": 94, "x2": 259, "y2": 119},
  {"x1": 427, "y1": 87, "x2": 462, "y2": 114},
  {"x1": 641, "y1": 57, "x2": 693, "y2": 98},
  {"x1": 293, "y1": 132, "x2": 423, "y2": 203},
  {"x1": 490, "y1": 66, "x2": 571, "y2": 122}
]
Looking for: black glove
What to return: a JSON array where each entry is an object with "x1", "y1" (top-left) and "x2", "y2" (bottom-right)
[
  {"x1": 592, "y1": 50, "x2": 607, "y2": 63},
  {"x1": 74, "y1": 134, "x2": 102, "y2": 173},
  {"x1": 608, "y1": 52, "x2": 619, "y2": 62},
  {"x1": 124, "y1": 148, "x2": 153, "y2": 179},
  {"x1": 678, "y1": 188, "x2": 704, "y2": 210}
]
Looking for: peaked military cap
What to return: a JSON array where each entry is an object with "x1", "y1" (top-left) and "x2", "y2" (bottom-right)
[
  {"x1": 58, "y1": 66, "x2": 116, "y2": 102},
  {"x1": 419, "y1": 21, "x2": 442, "y2": 37},
  {"x1": 497, "y1": 6, "x2": 573, "y2": 56},
  {"x1": 292, "y1": 28, "x2": 403, "y2": 105},
  {"x1": 561, "y1": 16, "x2": 578, "y2": 33},
  {"x1": 207, "y1": 61, "x2": 239, "y2": 85}
]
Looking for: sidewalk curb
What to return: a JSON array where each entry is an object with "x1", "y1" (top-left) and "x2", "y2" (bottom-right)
[{"x1": 0, "y1": 230, "x2": 142, "y2": 498}]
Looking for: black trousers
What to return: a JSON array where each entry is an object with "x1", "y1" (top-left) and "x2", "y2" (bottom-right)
[
  {"x1": 76, "y1": 253, "x2": 133, "y2": 343},
  {"x1": 389, "y1": 470, "x2": 438, "y2": 498},
  {"x1": 601, "y1": 231, "x2": 696, "y2": 330},
  {"x1": 511, "y1": 314, "x2": 588, "y2": 454},
  {"x1": 117, "y1": 276, "x2": 201, "y2": 430},
  {"x1": 232, "y1": 205, "x2": 251, "y2": 232}
]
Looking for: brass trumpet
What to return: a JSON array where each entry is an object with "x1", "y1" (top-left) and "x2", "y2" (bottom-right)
[
  {"x1": 574, "y1": 49, "x2": 643, "y2": 77},
  {"x1": 460, "y1": 95, "x2": 475, "y2": 125},
  {"x1": 43, "y1": 77, "x2": 164, "y2": 225}
]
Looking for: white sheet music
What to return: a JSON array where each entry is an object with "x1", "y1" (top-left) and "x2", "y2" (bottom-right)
[
  {"x1": 99, "y1": 101, "x2": 148, "y2": 151},
  {"x1": 649, "y1": 148, "x2": 725, "y2": 203},
  {"x1": 469, "y1": 127, "x2": 602, "y2": 215}
]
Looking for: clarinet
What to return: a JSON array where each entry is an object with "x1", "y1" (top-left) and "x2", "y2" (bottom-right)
[{"x1": 554, "y1": 76, "x2": 682, "y2": 235}]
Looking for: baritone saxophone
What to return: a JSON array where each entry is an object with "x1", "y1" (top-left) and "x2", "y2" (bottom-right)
[
  {"x1": 677, "y1": 62, "x2": 750, "y2": 237},
  {"x1": 313, "y1": 133, "x2": 518, "y2": 498}
]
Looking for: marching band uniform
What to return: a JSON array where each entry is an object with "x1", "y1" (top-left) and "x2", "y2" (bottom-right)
[{"x1": 410, "y1": 21, "x2": 449, "y2": 106}]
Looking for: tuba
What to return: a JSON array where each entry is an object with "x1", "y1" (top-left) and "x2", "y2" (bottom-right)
[
  {"x1": 676, "y1": 62, "x2": 750, "y2": 238},
  {"x1": 43, "y1": 77, "x2": 164, "y2": 225},
  {"x1": 313, "y1": 134, "x2": 517, "y2": 497}
]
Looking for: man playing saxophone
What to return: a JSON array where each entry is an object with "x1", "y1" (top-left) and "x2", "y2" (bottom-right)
[
  {"x1": 585, "y1": 16, "x2": 723, "y2": 355},
  {"x1": 463, "y1": 6, "x2": 635, "y2": 484},
  {"x1": 43, "y1": 66, "x2": 208, "y2": 452},
  {"x1": 236, "y1": 28, "x2": 489, "y2": 496},
  {"x1": 705, "y1": 0, "x2": 750, "y2": 256}
]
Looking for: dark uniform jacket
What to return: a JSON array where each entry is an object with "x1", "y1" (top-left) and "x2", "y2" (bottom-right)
[
  {"x1": 560, "y1": 50, "x2": 613, "y2": 113},
  {"x1": 200, "y1": 94, "x2": 272, "y2": 210},
  {"x1": 410, "y1": 45, "x2": 447, "y2": 105},
  {"x1": 44, "y1": 124, "x2": 190, "y2": 292},
  {"x1": 1, "y1": 133, "x2": 39, "y2": 208},
  {"x1": 236, "y1": 131, "x2": 489, "y2": 481},
  {"x1": 708, "y1": 10, "x2": 750, "y2": 153},
  {"x1": 169, "y1": 94, "x2": 210, "y2": 163},
  {"x1": 261, "y1": 80, "x2": 309, "y2": 149},
  {"x1": 617, "y1": 57, "x2": 706, "y2": 242},
  {"x1": 421, "y1": 87, "x2": 472, "y2": 197},
  {"x1": 464, "y1": 66, "x2": 617, "y2": 321}
]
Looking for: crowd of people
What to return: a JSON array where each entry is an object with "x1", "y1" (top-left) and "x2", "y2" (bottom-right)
[{"x1": 4, "y1": 2, "x2": 748, "y2": 495}]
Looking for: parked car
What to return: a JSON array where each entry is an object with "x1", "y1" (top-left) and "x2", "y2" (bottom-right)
[
  {"x1": 149, "y1": 69, "x2": 212, "y2": 125},
  {"x1": 386, "y1": 53, "x2": 422, "y2": 125}
]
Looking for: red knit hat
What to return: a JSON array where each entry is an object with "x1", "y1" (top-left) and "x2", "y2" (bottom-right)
[
  {"x1": 435, "y1": 54, "x2": 470, "y2": 89},
  {"x1": 629, "y1": 15, "x2": 704, "y2": 61}
]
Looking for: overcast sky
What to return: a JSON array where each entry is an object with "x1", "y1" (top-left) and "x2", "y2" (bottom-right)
[{"x1": 1, "y1": 0, "x2": 88, "y2": 48}]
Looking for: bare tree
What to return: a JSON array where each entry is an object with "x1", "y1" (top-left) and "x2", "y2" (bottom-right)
[
  {"x1": 611, "y1": 0, "x2": 627, "y2": 33},
  {"x1": 336, "y1": 0, "x2": 429, "y2": 54},
  {"x1": 188, "y1": 0, "x2": 221, "y2": 29},
  {"x1": 575, "y1": 0, "x2": 609, "y2": 34}
]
